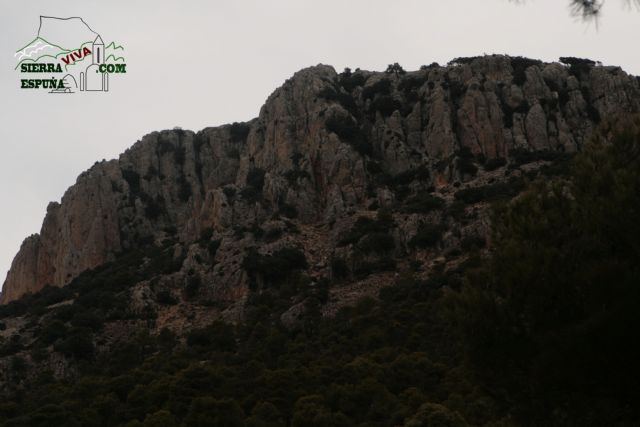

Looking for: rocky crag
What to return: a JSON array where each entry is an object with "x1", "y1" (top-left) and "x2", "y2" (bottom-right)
[{"x1": 2, "y1": 55, "x2": 639, "y2": 309}]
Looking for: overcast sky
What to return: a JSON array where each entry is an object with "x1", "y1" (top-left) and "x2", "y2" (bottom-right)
[{"x1": 0, "y1": 0, "x2": 638, "y2": 288}]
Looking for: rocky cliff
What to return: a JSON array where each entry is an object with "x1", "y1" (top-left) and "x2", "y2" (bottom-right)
[{"x1": 2, "y1": 55, "x2": 639, "y2": 304}]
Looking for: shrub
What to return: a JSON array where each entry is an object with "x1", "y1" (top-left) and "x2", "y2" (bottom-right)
[
  {"x1": 456, "y1": 152, "x2": 478, "y2": 176},
  {"x1": 358, "y1": 232, "x2": 395, "y2": 254},
  {"x1": 510, "y1": 148, "x2": 568, "y2": 166},
  {"x1": 559, "y1": 57, "x2": 596, "y2": 78},
  {"x1": 339, "y1": 68, "x2": 367, "y2": 92},
  {"x1": 38, "y1": 320, "x2": 68, "y2": 346},
  {"x1": 240, "y1": 168, "x2": 266, "y2": 202},
  {"x1": 326, "y1": 114, "x2": 358, "y2": 140},
  {"x1": 263, "y1": 227, "x2": 283, "y2": 243},
  {"x1": 454, "y1": 179, "x2": 525, "y2": 204},
  {"x1": 325, "y1": 114, "x2": 370, "y2": 156},
  {"x1": 240, "y1": 186, "x2": 262, "y2": 203},
  {"x1": 177, "y1": 176, "x2": 191, "y2": 202},
  {"x1": 402, "y1": 193, "x2": 445, "y2": 214},
  {"x1": 246, "y1": 168, "x2": 266, "y2": 190},
  {"x1": 186, "y1": 321, "x2": 236, "y2": 352},
  {"x1": 398, "y1": 75, "x2": 426, "y2": 94},
  {"x1": 385, "y1": 62, "x2": 406, "y2": 77},
  {"x1": 279, "y1": 203, "x2": 298, "y2": 219},
  {"x1": 229, "y1": 122, "x2": 251, "y2": 142},
  {"x1": 331, "y1": 257, "x2": 350, "y2": 280},
  {"x1": 55, "y1": 328, "x2": 94, "y2": 360},
  {"x1": 284, "y1": 169, "x2": 310, "y2": 186},
  {"x1": 460, "y1": 235, "x2": 486, "y2": 251},
  {"x1": 242, "y1": 247, "x2": 308, "y2": 286},
  {"x1": 0, "y1": 334, "x2": 23, "y2": 356},
  {"x1": 511, "y1": 57, "x2": 542, "y2": 86},
  {"x1": 409, "y1": 224, "x2": 444, "y2": 248},
  {"x1": 483, "y1": 157, "x2": 507, "y2": 171},
  {"x1": 71, "y1": 310, "x2": 105, "y2": 331},
  {"x1": 223, "y1": 186, "x2": 236, "y2": 198},
  {"x1": 448, "y1": 56, "x2": 482, "y2": 66},
  {"x1": 173, "y1": 146, "x2": 186, "y2": 166},
  {"x1": 353, "y1": 257, "x2": 396, "y2": 277},
  {"x1": 362, "y1": 79, "x2": 391, "y2": 100},
  {"x1": 122, "y1": 169, "x2": 141, "y2": 194},
  {"x1": 502, "y1": 100, "x2": 529, "y2": 128},
  {"x1": 144, "y1": 196, "x2": 164, "y2": 220},
  {"x1": 208, "y1": 239, "x2": 221, "y2": 257},
  {"x1": 338, "y1": 214, "x2": 395, "y2": 247},
  {"x1": 371, "y1": 95, "x2": 401, "y2": 116},
  {"x1": 184, "y1": 397, "x2": 245, "y2": 427},
  {"x1": 156, "y1": 290, "x2": 177, "y2": 305},
  {"x1": 318, "y1": 87, "x2": 358, "y2": 115},
  {"x1": 185, "y1": 274, "x2": 201, "y2": 299}
]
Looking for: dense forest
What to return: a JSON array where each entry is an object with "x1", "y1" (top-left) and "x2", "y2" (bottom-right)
[{"x1": 0, "y1": 117, "x2": 638, "y2": 426}]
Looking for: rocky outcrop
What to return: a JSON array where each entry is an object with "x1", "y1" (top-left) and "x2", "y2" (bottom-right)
[{"x1": 2, "y1": 55, "x2": 639, "y2": 303}]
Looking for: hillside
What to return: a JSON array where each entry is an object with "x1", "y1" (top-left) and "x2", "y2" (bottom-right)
[{"x1": 0, "y1": 56, "x2": 639, "y2": 426}]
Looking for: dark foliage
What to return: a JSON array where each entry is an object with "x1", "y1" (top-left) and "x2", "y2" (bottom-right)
[
  {"x1": 143, "y1": 195, "x2": 164, "y2": 220},
  {"x1": 362, "y1": 79, "x2": 391, "y2": 100},
  {"x1": 177, "y1": 176, "x2": 192, "y2": 202},
  {"x1": 242, "y1": 247, "x2": 308, "y2": 286},
  {"x1": 208, "y1": 239, "x2": 221, "y2": 258},
  {"x1": 223, "y1": 186, "x2": 236, "y2": 199},
  {"x1": 397, "y1": 74, "x2": 427, "y2": 94},
  {"x1": 187, "y1": 321, "x2": 236, "y2": 352},
  {"x1": 318, "y1": 86, "x2": 358, "y2": 115},
  {"x1": 450, "y1": 118, "x2": 640, "y2": 426},
  {"x1": 241, "y1": 168, "x2": 266, "y2": 202},
  {"x1": 229, "y1": 122, "x2": 251, "y2": 143},
  {"x1": 330, "y1": 257, "x2": 350, "y2": 280},
  {"x1": 408, "y1": 223, "x2": 444, "y2": 248},
  {"x1": 278, "y1": 202, "x2": 298, "y2": 219},
  {"x1": 325, "y1": 114, "x2": 371, "y2": 156},
  {"x1": 358, "y1": 232, "x2": 395, "y2": 254},
  {"x1": 283, "y1": 169, "x2": 310, "y2": 187},
  {"x1": 510, "y1": 148, "x2": 571, "y2": 166},
  {"x1": 338, "y1": 211, "x2": 395, "y2": 247},
  {"x1": 246, "y1": 168, "x2": 266, "y2": 190},
  {"x1": 385, "y1": 62, "x2": 406, "y2": 77},
  {"x1": 502, "y1": 100, "x2": 529, "y2": 128},
  {"x1": 483, "y1": 157, "x2": 507, "y2": 171},
  {"x1": 454, "y1": 178, "x2": 525, "y2": 204},
  {"x1": 455, "y1": 146, "x2": 478, "y2": 176},
  {"x1": 447, "y1": 56, "x2": 482, "y2": 66},
  {"x1": 560, "y1": 56, "x2": 596, "y2": 79},
  {"x1": 402, "y1": 193, "x2": 445, "y2": 214},
  {"x1": 511, "y1": 57, "x2": 542, "y2": 86},
  {"x1": 121, "y1": 169, "x2": 140, "y2": 194},
  {"x1": 370, "y1": 95, "x2": 401, "y2": 117},
  {"x1": 339, "y1": 68, "x2": 367, "y2": 92}
]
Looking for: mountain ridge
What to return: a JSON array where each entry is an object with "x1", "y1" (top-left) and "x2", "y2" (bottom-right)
[{"x1": 2, "y1": 55, "x2": 639, "y2": 304}]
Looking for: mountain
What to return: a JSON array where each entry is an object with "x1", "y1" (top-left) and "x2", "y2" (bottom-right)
[
  {"x1": 0, "y1": 55, "x2": 639, "y2": 426},
  {"x1": 15, "y1": 16, "x2": 97, "y2": 64},
  {"x1": 3, "y1": 55, "x2": 638, "y2": 305},
  {"x1": 37, "y1": 16, "x2": 97, "y2": 51}
]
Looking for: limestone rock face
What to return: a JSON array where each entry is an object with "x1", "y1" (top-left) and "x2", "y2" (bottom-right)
[{"x1": 2, "y1": 56, "x2": 639, "y2": 303}]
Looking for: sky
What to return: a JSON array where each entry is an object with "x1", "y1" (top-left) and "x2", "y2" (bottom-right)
[{"x1": 0, "y1": 0, "x2": 639, "y2": 289}]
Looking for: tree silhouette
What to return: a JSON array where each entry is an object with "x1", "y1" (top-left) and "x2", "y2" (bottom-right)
[
  {"x1": 385, "y1": 63, "x2": 406, "y2": 77},
  {"x1": 514, "y1": 0, "x2": 639, "y2": 20}
]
